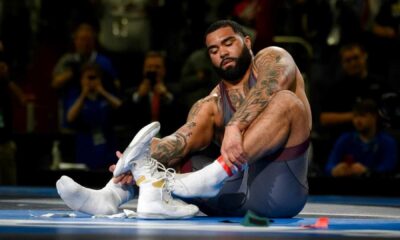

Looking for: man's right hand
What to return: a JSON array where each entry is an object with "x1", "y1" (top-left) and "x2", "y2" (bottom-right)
[
  {"x1": 110, "y1": 151, "x2": 135, "y2": 185},
  {"x1": 221, "y1": 124, "x2": 248, "y2": 169}
]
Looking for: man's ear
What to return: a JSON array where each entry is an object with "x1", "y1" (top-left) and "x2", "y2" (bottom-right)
[{"x1": 244, "y1": 36, "x2": 252, "y2": 50}]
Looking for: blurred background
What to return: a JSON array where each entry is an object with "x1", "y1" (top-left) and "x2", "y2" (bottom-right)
[{"x1": 0, "y1": 0, "x2": 399, "y2": 195}]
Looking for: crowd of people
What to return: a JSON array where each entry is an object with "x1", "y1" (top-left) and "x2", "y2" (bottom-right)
[{"x1": 0, "y1": 0, "x2": 399, "y2": 185}]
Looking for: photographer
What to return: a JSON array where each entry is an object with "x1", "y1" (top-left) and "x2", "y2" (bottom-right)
[
  {"x1": 64, "y1": 63, "x2": 122, "y2": 170},
  {"x1": 119, "y1": 51, "x2": 175, "y2": 139},
  {"x1": 133, "y1": 51, "x2": 174, "y2": 122}
]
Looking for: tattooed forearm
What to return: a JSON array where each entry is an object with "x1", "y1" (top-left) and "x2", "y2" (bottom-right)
[
  {"x1": 228, "y1": 89, "x2": 246, "y2": 110},
  {"x1": 152, "y1": 132, "x2": 186, "y2": 166},
  {"x1": 151, "y1": 122, "x2": 196, "y2": 166},
  {"x1": 228, "y1": 48, "x2": 292, "y2": 130},
  {"x1": 228, "y1": 86, "x2": 270, "y2": 127}
]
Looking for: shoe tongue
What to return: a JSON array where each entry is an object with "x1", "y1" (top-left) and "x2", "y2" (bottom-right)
[{"x1": 153, "y1": 171, "x2": 164, "y2": 179}]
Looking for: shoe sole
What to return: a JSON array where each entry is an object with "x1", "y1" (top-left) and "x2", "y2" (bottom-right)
[
  {"x1": 113, "y1": 121, "x2": 161, "y2": 177},
  {"x1": 137, "y1": 212, "x2": 196, "y2": 220}
]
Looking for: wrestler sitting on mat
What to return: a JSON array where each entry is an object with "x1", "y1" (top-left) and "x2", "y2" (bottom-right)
[{"x1": 56, "y1": 19, "x2": 312, "y2": 219}]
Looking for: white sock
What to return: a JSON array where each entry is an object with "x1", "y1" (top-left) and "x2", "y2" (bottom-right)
[
  {"x1": 172, "y1": 160, "x2": 229, "y2": 198},
  {"x1": 56, "y1": 175, "x2": 134, "y2": 215}
]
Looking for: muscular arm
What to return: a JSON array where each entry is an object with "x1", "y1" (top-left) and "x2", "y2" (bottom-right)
[
  {"x1": 229, "y1": 47, "x2": 296, "y2": 131},
  {"x1": 150, "y1": 95, "x2": 218, "y2": 167}
]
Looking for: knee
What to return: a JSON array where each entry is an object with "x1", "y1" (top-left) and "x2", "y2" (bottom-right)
[{"x1": 270, "y1": 90, "x2": 305, "y2": 116}]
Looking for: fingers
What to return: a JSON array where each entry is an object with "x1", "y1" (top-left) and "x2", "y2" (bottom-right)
[
  {"x1": 112, "y1": 172, "x2": 134, "y2": 185},
  {"x1": 221, "y1": 150, "x2": 247, "y2": 173},
  {"x1": 109, "y1": 164, "x2": 116, "y2": 173},
  {"x1": 223, "y1": 147, "x2": 248, "y2": 168},
  {"x1": 116, "y1": 151, "x2": 123, "y2": 158}
]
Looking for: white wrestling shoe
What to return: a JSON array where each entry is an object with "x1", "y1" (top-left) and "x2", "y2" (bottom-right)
[
  {"x1": 136, "y1": 159, "x2": 199, "y2": 219},
  {"x1": 113, "y1": 121, "x2": 160, "y2": 177},
  {"x1": 115, "y1": 122, "x2": 198, "y2": 219}
]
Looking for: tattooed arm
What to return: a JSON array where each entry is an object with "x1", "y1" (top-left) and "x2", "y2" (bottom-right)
[
  {"x1": 150, "y1": 95, "x2": 219, "y2": 167},
  {"x1": 229, "y1": 46, "x2": 297, "y2": 130},
  {"x1": 221, "y1": 47, "x2": 297, "y2": 167}
]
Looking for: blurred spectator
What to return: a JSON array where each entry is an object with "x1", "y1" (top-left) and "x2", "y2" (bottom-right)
[
  {"x1": 0, "y1": 40, "x2": 29, "y2": 185},
  {"x1": 120, "y1": 51, "x2": 176, "y2": 137},
  {"x1": 313, "y1": 42, "x2": 389, "y2": 171},
  {"x1": 372, "y1": 0, "x2": 400, "y2": 39},
  {"x1": 64, "y1": 63, "x2": 122, "y2": 170},
  {"x1": 52, "y1": 23, "x2": 120, "y2": 99},
  {"x1": 370, "y1": 0, "x2": 400, "y2": 89},
  {"x1": 319, "y1": 43, "x2": 388, "y2": 133},
  {"x1": 179, "y1": 48, "x2": 219, "y2": 113},
  {"x1": 326, "y1": 0, "x2": 379, "y2": 47},
  {"x1": 325, "y1": 99, "x2": 397, "y2": 177}
]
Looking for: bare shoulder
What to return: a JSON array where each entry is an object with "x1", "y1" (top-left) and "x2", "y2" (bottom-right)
[
  {"x1": 257, "y1": 46, "x2": 289, "y2": 55},
  {"x1": 209, "y1": 84, "x2": 220, "y2": 96},
  {"x1": 252, "y1": 46, "x2": 298, "y2": 91},
  {"x1": 253, "y1": 46, "x2": 295, "y2": 68}
]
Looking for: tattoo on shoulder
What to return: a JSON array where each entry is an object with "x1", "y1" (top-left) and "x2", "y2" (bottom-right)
[{"x1": 254, "y1": 51, "x2": 286, "y2": 95}]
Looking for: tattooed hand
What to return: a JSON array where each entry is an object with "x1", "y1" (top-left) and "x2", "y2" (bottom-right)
[{"x1": 221, "y1": 124, "x2": 248, "y2": 168}]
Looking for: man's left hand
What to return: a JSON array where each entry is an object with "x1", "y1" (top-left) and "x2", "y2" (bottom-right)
[
  {"x1": 110, "y1": 151, "x2": 135, "y2": 185},
  {"x1": 221, "y1": 124, "x2": 248, "y2": 170}
]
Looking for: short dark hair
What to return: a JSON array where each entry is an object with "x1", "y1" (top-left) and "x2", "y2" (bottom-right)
[{"x1": 204, "y1": 20, "x2": 247, "y2": 42}]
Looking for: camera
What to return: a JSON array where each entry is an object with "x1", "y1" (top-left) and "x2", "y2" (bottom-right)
[{"x1": 145, "y1": 71, "x2": 157, "y2": 86}]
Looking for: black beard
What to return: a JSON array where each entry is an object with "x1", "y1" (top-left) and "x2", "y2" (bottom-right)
[{"x1": 214, "y1": 47, "x2": 252, "y2": 83}]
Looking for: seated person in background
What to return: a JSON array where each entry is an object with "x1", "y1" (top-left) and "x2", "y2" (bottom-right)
[
  {"x1": 320, "y1": 43, "x2": 388, "y2": 130},
  {"x1": 121, "y1": 51, "x2": 175, "y2": 137},
  {"x1": 325, "y1": 99, "x2": 398, "y2": 177},
  {"x1": 65, "y1": 63, "x2": 122, "y2": 170},
  {"x1": 318, "y1": 42, "x2": 389, "y2": 164}
]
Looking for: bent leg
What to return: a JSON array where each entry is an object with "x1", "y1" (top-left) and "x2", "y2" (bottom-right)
[
  {"x1": 242, "y1": 90, "x2": 310, "y2": 163},
  {"x1": 173, "y1": 91, "x2": 310, "y2": 199}
]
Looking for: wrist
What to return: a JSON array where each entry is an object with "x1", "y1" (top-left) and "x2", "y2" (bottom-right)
[{"x1": 227, "y1": 121, "x2": 245, "y2": 132}]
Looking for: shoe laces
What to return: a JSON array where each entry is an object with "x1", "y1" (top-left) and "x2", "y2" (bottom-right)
[{"x1": 143, "y1": 152, "x2": 176, "y2": 203}]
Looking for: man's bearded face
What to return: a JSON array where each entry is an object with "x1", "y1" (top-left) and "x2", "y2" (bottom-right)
[{"x1": 214, "y1": 46, "x2": 252, "y2": 83}]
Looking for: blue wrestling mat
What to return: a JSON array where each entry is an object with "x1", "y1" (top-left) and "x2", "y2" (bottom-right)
[{"x1": 0, "y1": 186, "x2": 400, "y2": 239}]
